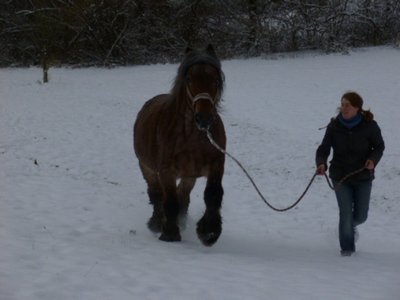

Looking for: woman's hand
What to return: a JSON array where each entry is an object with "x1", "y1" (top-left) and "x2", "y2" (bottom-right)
[
  {"x1": 365, "y1": 159, "x2": 375, "y2": 170},
  {"x1": 316, "y1": 164, "x2": 326, "y2": 175}
]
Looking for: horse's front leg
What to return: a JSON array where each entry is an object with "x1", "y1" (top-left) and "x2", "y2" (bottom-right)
[
  {"x1": 197, "y1": 172, "x2": 224, "y2": 246},
  {"x1": 158, "y1": 172, "x2": 181, "y2": 242}
]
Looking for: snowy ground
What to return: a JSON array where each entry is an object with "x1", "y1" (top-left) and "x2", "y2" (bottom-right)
[{"x1": 1, "y1": 46, "x2": 399, "y2": 300}]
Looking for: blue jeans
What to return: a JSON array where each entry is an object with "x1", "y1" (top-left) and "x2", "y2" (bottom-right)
[{"x1": 333, "y1": 180, "x2": 372, "y2": 252}]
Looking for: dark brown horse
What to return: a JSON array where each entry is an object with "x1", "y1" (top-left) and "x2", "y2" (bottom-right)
[{"x1": 133, "y1": 45, "x2": 226, "y2": 246}]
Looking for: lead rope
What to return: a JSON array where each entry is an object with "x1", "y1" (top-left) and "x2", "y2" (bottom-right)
[{"x1": 205, "y1": 130, "x2": 365, "y2": 212}]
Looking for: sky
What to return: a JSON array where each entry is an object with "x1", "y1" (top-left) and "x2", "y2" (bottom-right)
[{"x1": 1, "y1": 46, "x2": 399, "y2": 300}]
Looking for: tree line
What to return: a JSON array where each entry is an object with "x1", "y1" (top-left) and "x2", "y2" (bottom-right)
[{"x1": 1, "y1": 0, "x2": 399, "y2": 67}]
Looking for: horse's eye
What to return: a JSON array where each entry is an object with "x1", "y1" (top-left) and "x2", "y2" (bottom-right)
[
  {"x1": 186, "y1": 76, "x2": 191, "y2": 84},
  {"x1": 215, "y1": 79, "x2": 220, "y2": 87}
]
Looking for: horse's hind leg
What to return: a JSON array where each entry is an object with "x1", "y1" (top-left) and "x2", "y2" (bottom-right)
[
  {"x1": 158, "y1": 172, "x2": 181, "y2": 242},
  {"x1": 139, "y1": 163, "x2": 164, "y2": 233},
  {"x1": 197, "y1": 172, "x2": 224, "y2": 246},
  {"x1": 177, "y1": 177, "x2": 196, "y2": 227}
]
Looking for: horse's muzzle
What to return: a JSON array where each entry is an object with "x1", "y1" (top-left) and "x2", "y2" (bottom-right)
[{"x1": 195, "y1": 112, "x2": 213, "y2": 130}]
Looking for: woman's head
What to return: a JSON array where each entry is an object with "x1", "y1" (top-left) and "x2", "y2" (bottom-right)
[
  {"x1": 340, "y1": 91, "x2": 374, "y2": 121},
  {"x1": 342, "y1": 91, "x2": 363, "y2": 109}
]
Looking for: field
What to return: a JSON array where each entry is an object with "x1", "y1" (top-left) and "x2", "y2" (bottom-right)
[{"x1": 1, "y1": 46, "x2": 399, "y2": 300}]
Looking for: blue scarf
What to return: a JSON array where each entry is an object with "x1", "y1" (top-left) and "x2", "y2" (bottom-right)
[{"x1": 338, "y1": 113, "x2": 363, "y2": 129}]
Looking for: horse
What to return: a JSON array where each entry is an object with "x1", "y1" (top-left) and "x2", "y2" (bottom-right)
[{"x1": 133, "y1": 45, "x2": 226, "y2": 246}]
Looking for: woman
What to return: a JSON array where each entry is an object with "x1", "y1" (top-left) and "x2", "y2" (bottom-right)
[{"x1": 316, "y1": 91, "x2": 385, "y2": 256}]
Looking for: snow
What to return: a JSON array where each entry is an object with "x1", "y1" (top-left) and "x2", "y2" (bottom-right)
[{"x1": 1, "y1": 46, "x2": 399, "y2": 300}]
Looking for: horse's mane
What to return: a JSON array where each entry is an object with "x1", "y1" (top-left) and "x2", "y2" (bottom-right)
[{"x1": 171, "y1": 46, "x2": 225, "y2": 111}]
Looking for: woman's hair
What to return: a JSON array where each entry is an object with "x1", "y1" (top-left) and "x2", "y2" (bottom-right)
[{"x1": 341, "y1": 91, "x2": 374, "y2": 121}]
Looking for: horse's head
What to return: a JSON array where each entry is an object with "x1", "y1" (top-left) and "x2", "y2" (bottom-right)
[
  {"x1": 174, "y1": 44, "x2": 224, "y2": 131},
  {"x1": 186, "y1": 62, "x2": 222, "y2": 130}
]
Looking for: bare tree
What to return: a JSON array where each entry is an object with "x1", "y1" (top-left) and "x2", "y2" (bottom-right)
[{"x1": 1, "y1": 0, "x2": 399, "y2": 66}]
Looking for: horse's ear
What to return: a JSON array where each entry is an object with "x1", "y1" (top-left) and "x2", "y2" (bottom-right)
[
  {"x1": 185, "y1": 46, "x2": 194, "y2": 54},
  {"x1": 206, "y1": 44, "x2": 217, "y2": 57}
]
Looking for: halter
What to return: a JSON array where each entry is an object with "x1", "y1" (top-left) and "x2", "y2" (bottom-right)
[{"x1": 186, "y1": 86, "x2": 217, "y2": 107}]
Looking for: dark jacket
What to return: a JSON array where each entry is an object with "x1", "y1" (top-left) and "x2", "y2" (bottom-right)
[{"x1": 316, "y1": 115, "x2": 385, "y2": 183}]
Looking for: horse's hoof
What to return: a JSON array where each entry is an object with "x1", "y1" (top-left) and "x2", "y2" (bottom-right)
[
  {"x1": 159, "y1": 232, "x2": 182, "y2": 242},
  {"x1": 196, "y1": 213, "x2": 222, "y2": 246},
  {"x1": 159, "y1": 224, "x2": 181, "y2": 242},
  {"x1": 198, "y1": 232, "x2": 220, "y2": 247},
  {"x1": 147, "y1": 217, "x2": 163, "y2": 233}
]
